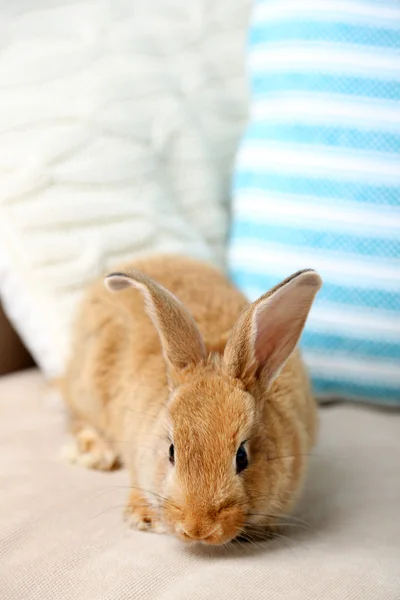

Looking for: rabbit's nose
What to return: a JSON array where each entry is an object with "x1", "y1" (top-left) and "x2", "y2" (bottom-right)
[{"x1": 179, "y1": 522, "x2": 221, "y2": 541}]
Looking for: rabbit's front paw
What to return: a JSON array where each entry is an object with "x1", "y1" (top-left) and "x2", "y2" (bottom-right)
[
  {"x1": 62, "y1": 425, "x2": 119, "y2": 471},
  {"x1": 124, "y1": 491, "x2": 167, "y2": 534}
]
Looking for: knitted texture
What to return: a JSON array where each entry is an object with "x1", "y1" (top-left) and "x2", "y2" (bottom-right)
[{"x1": 0, "y1": 0, "x2": 250, "y2": 376}]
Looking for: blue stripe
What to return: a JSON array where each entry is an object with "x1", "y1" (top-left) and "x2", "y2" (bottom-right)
[
  {"x1": 244, "y1": 123, "x2": 400, "y2": 153},
  {"x1": 231, "y1": 221, "x2": 400, "y2": 255},
  {"x1": 311, "y1": 376, "x2": 400, "y2": 404},
  {"x1": 233, "y1": 171, "x2": 400, "y2": 207},
  {"x1": 229, "y1": 269, "x2": 400, "y2": 312},
  {"x1": 302, "y1": 330, "x2": 400, "y2": 360},
  {"x1": 251, "y1": 73, "x2": 400, "y2": 102},
  {"x1": 250, "y1": 22, "x2": 400, "y2": 49},
  {"x1": 231, "y1": 0, "x2": 400, "y2": 405}
]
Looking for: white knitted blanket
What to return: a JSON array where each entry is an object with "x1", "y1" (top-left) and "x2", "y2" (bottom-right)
[{"x1": 0, "y1": 0, "x2": 250, "y2": 376}]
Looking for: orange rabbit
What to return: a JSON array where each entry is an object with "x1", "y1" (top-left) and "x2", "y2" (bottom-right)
[{"x1": 62, "y1": 255, "x2": 322, "y2": 545}]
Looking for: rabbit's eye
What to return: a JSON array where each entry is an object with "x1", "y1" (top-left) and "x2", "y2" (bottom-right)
[
  {"x1": 169, "y1": 443, "x2": 175, "y2": 465},
  {"x1": 236, "y1": 443, "x2": 248, "y2": 474}
]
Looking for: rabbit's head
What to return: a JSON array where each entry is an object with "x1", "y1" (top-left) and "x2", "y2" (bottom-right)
[{"x1": 106, "y1": 267, "x2": 321, "y2": 545}]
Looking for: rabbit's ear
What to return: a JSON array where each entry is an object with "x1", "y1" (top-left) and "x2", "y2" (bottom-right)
[
  {"x1": 223, "y1": 270, "x2": 322, "y2": 390},
  {"x1": 105, "y1": 270, "x2": 206, "y2": 385}
]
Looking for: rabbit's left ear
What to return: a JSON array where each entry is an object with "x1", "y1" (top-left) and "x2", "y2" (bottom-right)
[
  {"x1": 223, "y1": 270, "x2": 322, "y2": 390},
  {"x1": 105, "y1": 270, "x2": 206, "y2": 386}
]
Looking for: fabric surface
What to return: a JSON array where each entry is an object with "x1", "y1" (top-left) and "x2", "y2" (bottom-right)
[
  {"x1": 1, "y1": 369, "x2": 399, "y2": 600},
  {"x1": 229, "y1": 0, "x2": 400, "y2": 405},
  {"x1": 0, "y1": 0, "x2": 250, "y2": 378}
]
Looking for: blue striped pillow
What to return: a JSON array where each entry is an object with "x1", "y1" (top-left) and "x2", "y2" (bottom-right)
[{"x1": 229, "y1": 0, "x2": 400, "y2": 405}]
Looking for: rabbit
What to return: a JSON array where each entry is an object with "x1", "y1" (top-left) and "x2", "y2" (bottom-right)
[{"x1": 61, "y1": 254, "x2": 322, "y2": 545}]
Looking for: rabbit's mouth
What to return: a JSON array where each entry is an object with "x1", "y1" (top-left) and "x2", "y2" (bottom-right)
[
  {"x1": 177, "y1": 523, "x2": 224, "y2": 545},
  {"x1": 172, "y1": 505, "x2": 245, "y2": 546},
  {"x1": 176, "y1": 526, "x2": 240, "y2": 546}
]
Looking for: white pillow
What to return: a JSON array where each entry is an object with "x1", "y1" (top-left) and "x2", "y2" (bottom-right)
[{"x1": 0, "y1": 0, "x2": 250, "y2": 377}]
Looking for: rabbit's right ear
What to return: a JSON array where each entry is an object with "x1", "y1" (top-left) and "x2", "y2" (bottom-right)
[
  {"x1": 223, "y1": 270, "x2": 322, "y2": 391},
  {"x1": 105, "y1": 270, "x2": 206, "y2": 386}
]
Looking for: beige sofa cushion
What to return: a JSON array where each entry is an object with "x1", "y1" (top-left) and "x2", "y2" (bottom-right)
[{"x1": 1, "y1": 370, "x2": 399, "y2": 599}]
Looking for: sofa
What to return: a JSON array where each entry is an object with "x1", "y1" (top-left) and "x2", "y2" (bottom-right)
[{"x1": 1, "y1": 310, "x2": 399, "y2": 599}]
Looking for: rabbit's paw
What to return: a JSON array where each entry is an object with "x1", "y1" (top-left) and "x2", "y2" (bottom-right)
[
  {"x1": 124, "y1": 491, "x2": 167, "y2": 534},
  {"x1": 62, "y1": 426, "x2": 119, "y2": 471}
]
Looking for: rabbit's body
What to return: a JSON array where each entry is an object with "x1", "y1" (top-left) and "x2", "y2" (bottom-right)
[{"x1": 63, "y1": 254, "x2": 320, "y2": 544}]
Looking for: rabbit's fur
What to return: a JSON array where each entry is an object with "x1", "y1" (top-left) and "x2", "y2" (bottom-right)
[{"x1": 62, "y1": 254, "x2": 321, "y2": 545}]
